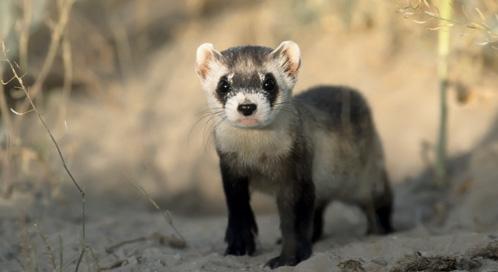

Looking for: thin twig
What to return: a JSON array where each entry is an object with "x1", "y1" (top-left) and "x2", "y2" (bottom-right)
[
  {"x1": 58, "y1": 235, "x2": 63, "y2": 272},
  {"x1": 98, "y1": 259, "x2": 128, "y2": 272},
  {"x1": 111, "y1": 22, "x2": 135, "y2": 78},
  {"x1": 74, "y1": 247, "x2": 86, "y2": 272},
  {"x1": 105, "y1": 232, "x2": 185, "y2": 254},
  {"x1": 105, "y1": 236, "x2": 148, "y2": 254},
  {"x1": 58, "y1": 32, "x2": 73, "y2": 128},
  {"x1": 16, "y1": 0, "x2": 75, "y2": 114},
  {"x1": 126, "y1": 178, "x2": 186, "y2": 247},
  {"x1": 33, "y1": 223, "x2": 58, "y2": 271},
  {"x1": 19, "y1": 214, "x2": 35, "y2": 272},
  {"x1": 10, "y1": 107, "x2": 34, "y2": 116},
  {"x1": 0, "y1": 63, "x2": 14, "y2": 195},
  {"x1": 19, "y1": 0, "x2": 33, "y2": 70},
  {"x1": 86, "y1": 245, "x2": 101, "y2": 271},
  {"x1": 1, "y1": 43, "x2": 87, "y2": 272}
]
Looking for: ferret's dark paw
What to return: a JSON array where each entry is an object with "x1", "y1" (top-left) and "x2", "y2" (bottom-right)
[
  {"x1": 224, "y1": 239, "x2": 255, "y2": 256},
  {"x1": 265, "y1": 246, "x2": 312, "y2": 269},
  {"x1": 224, "y1": 227, "x2": 256, "y2": 256},
  {"x1": 265, "y1": 256, "x2": 291, "y2": 269},
  {"x1": 265, "y1": 256, "x2": 298, "y2": 269}
]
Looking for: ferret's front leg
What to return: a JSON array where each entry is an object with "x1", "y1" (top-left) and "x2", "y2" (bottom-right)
[
  {"x1": 220, "y1": 159, "x2": 258, "y2": 256},
  {"x1": 266, "y1": 172, "x2": 315, "y2": 269}
]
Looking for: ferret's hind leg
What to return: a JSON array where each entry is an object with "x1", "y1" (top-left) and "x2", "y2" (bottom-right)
[
  {"x1": 312, "y1": 202, "x2": 328, "y2": 243},
  {"x1": 360, "y1": 175, "x2": 394, "y2": 235},
  {"x1": 275, "y1": 201, "x2": 327, "y2": 245},
  {"x1": 375, "y1": 181, "x2": 394, "y2": 234},
  {"x1": 265, "y1": 176, "x2": 315, "y2": 269},
  {"x1": 361, "y1": 202, "x2": 380, "y2": 235}
]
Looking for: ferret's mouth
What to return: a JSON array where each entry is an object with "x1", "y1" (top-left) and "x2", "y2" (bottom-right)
[{"x1": 236, "y1": 118, "x2": 260, "y2": 127}]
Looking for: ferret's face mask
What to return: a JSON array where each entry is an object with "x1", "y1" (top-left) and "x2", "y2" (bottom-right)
[{"x1": 195, "y1": 41, "x2": 301, "y2": 129}]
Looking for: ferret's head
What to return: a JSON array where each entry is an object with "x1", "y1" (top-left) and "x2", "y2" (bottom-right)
[{"x1": 195, "y1": 41, "x2": 301, "y2": 129}]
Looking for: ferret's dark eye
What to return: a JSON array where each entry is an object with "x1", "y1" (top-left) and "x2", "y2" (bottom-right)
[
  {"x1": 217, "y1": 77, "x2": 231, "y2": 94},
  {"x1": 262, "y1": 73, "x2": 276, "y2": 92}
]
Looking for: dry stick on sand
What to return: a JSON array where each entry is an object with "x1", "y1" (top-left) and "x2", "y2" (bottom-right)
[
  {"x1": 33, "y1": 223, "x2": 58, "y2": 271},
  {"x1": 127, "y1": 179, "x2": 187, "y2": 248},
  {"x1": 102, "y1": 180, "x2": 187, "y2": 266},
  {"x1": 105, "y1": 232, "x2": 185, "y2": 255},
  {"x1": 97, "y1": 259, "x2": 129, "y2": 272},
  {"x1": 19, "y1": 214, "x2": 36, "y2": 271},
  {"x1": 1, "y1": 43, "x2": 87, "y2": 272}
]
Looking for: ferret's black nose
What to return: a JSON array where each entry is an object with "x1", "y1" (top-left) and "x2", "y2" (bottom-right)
[{"x1": 237, "y1": 103, "x2": 257, "y2": 116}]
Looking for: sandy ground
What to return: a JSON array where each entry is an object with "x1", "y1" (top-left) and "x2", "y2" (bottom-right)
[{"x1": 3, "y1": 142, "x2": 498, "y2": 272}]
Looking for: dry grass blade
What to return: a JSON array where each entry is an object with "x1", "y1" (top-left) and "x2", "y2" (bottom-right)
[
  {"x1": 0, "y1": 63, "x2": 14, "y2": 195},
  {"x1": 1, "y1": 43, "x2": 87, "y2": 272},
  {"x1": 98, "y1": 260, "x2": 128, "y2": 272},
  {"x1": 105, "y1": 232, "x2": 185, "y2": 254},
  {"x1": 475, "y1": 8, "x2": 486, "y2": 22},
  {"x1": 33, "y1": 223, "x2": 58, "y2": 271},
  {"x1": 86, "y1": 245, "x2": 101, "y2": 271},
  {"x1": 10, "y1": 107, "x2": 34, "y2": 116},
  {"x1": 422, "y1": 0, "x2": 430, "y2": 9},
  {"x1": 126, "y1": 179, "x2": 187, "y2": 248},
  {"x1": 19, "y1": 214, "x2": 35, "y2": 272},
  {"x1": 399, "y1": 0, "x2": 498, "y2": 44},
  {"x1": 467, "y1": 22, "x2": 487, "y2": 31},
  {"x1": 105, "y1": 236, "x2": 148, "y2": 253},
  {"x1": 19, "y1": 0, "x2": 33, "y2": 69},
  {"x1": 477, "y1": 41, "x2": 490, "y2": 46},
  {"x1": 424, "y1": 10, "x2": 438, "y2": 17},
  {"x1": 413, "y1": 19, "x2": 428, "y2": 24},
  {"x1": 0, "y1": 75, "x2": 17, "y2": 85},
  {"x1": 58, "y1": 34, "x2": 73, "y2": 127},
  {"x1": 58, "y1": 235, "x2": 63, "y2": 272},
  {"x1": 111, "y1": 23, "x2": 135, "y2": 78},
  {"x1": 16, "y1": 0, "x2": 75, "y2": 113}
]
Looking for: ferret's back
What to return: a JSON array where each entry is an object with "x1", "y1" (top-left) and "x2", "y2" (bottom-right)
[{"x1": 295, "y1": 85, "x2": 374, "y2": 135}]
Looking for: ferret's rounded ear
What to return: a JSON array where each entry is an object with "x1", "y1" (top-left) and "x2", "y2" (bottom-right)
[
  {"x1": 195, "y1": 43, "x2": 222, "y2": 80},
  {"x1": 270, "y1": 41, "x2": 301, "y2": 78}
]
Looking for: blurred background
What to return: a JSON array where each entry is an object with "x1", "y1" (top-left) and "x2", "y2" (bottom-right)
[
  {"x1": 1, "y1": 0, "x2": 498, "y2": 211},
  {"x1": 1, "y1": 0, "x2": 498, "y2": 270}
]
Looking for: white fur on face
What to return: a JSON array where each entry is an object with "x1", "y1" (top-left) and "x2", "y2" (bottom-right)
[
  {"x1": 264, "y1": 61, "x2": 296, "y2": 95},
  {"x1": 202, "y1": 63, "x2": 228, "y2": 112},
  {"x1": 195, "y1": 43, "x2": 228, "y2": 113},
  {"x1": 224, "y1": 91, "x2": 273, "y2": 128}
]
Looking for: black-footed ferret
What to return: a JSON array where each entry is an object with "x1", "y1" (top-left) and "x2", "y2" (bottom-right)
[{"x1": 194, "y1": 41, "x2": 393, "y2": 269}]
